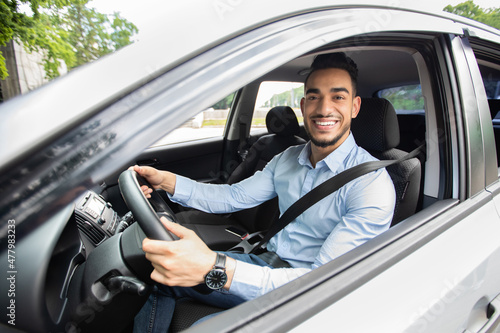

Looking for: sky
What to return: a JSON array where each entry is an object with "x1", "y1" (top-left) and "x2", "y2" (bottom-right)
[{"x1": 89, "y1": 0, "x2": 499, "y2": 42}]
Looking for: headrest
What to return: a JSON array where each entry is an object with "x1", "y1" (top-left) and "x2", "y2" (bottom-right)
[
  {"x1": 351, "y1": 98, "x2": 400, "y2": 152},
  {"x1": 488, "y1": 99, "x2": 500, "y2": 119},
  {"x1": 266, "y1": 106, "x2": 300, "y2": 137}
]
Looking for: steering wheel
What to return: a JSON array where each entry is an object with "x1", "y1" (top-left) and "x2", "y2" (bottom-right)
[{"x1": 118, "y1": 169, "x2": 178, "y2": 241}]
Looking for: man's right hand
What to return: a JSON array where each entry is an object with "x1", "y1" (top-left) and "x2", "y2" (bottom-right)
[{"x1": 131, "y1": 165, "x2": 177, "y2": 197}]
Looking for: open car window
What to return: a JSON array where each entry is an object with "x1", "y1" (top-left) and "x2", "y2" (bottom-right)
[
  {"x1": 151, "y1": 92, "x2": 236, "y2": 147},
  {"x1": 251, "y1": 81, "x2": 304, "y2": 134},
  {"x1": 377, "y1": 85, "x2": 425, "y2": 115}
]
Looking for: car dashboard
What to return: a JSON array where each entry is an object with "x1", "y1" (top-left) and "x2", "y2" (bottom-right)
[
  {"x1": 74, "y1": 191, "x2": 131, "y2": 247},
  {"x1": 11, "y1": 189, "x2": 139, "y2": 332}
]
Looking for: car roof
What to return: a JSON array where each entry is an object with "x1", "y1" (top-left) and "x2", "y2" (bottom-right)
[
  {"x1": 261, "y1": 48, "x2": 420, "y2": 96},
  {"x1": 0, "y1": 0, "x2": 499, "y2": 172}
]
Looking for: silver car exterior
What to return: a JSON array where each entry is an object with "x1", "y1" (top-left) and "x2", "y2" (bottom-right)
[{"x1": 1, "y1": 1, "x2": 500, "y2": 332}]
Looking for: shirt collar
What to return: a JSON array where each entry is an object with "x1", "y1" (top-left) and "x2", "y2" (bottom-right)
[{"x1": 298, "y1": 133, "x2": 357, "y2": 172}]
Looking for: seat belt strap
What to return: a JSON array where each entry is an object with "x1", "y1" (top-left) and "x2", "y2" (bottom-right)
[
  {"x1": 250, "y1": 144, "x2": 424, "y2": 254},
  {"x1": 237, "y1": 121, "x2": 249, "y2": 161}
]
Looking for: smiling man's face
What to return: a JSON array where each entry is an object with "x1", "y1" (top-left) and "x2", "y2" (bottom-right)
[{"x1": 301, "y1": 68, "x2": 361, "y2": 153}]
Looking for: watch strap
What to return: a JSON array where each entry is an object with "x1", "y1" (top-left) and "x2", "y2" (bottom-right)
[{"x1": 214, "y1": 252, "x2": 226, "y2": 270}]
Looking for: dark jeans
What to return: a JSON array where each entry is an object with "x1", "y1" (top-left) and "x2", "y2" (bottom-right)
[{"x1": 133, "y1": 252, "x2": 273, "y2": 333}]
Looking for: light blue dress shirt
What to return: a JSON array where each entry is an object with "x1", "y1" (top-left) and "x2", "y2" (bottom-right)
[{"x1": 170, "y1": 133, "x2": 395, "y2": 301}]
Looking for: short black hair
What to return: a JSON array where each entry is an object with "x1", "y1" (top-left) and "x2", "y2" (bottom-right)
[{"x1": 305, "y1": 52, "x2": 359, "y2": 94}]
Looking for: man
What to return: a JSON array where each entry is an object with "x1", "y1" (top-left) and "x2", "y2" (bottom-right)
[{"x1": 133, "y1": 52, "x2": 396, "y2": 332}]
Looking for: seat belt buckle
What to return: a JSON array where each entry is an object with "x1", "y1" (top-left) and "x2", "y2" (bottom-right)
[
  {"x1": 228, "y1": 231, "x2": 264, "y2": 254},
  {"x1": 225, "y1": 226, "x2": 247, "y2": 239}
]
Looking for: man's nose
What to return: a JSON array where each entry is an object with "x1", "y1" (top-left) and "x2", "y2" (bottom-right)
[{"x1": 317, "y1": 98, "x2": 334, "y2": 115}]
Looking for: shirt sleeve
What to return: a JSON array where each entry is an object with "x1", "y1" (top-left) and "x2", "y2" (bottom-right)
[
  {"x1": 168, "y1": 156, "x2": 279, "y2": 213},
  {"x1": 229, "y1": 168, "x2": 395, "y2": 301},
  {"x1": 229, "y1": 261, "x2": 311, "y2": 301}
]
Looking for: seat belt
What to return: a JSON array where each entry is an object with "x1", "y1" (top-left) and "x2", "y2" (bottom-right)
[
  {"x1": 237, "y1": 120, "x2": 249, "y2": 161},
  {"x1": 245, "y1": 144, "x2": 424, "y2": 254}
]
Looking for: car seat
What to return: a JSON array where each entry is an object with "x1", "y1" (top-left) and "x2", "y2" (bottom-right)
[
  {"x1": 227, "y1": 106, "x2": 306, "y2": 184},
  {"x1": 351, "y1": 97, "x2": 422, "y2": 225}
]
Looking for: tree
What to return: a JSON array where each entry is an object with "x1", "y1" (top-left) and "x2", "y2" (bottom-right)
[
  {"x1": 379, "y1": 85, "x2": 424, "y2": 111},
  {"x1": 263, "y1": 86, "x2": 304, "y2": 108},
  {"x1": 0, "y1": 0, "x2": 41, "y2": 79},
  {"x1": 0, "y1": 0, "x2": 137, "y2": 80},
  {"x1": 212, "y1": 93, "x2": 235, "y2": 109},
  {"x1": 444, "y1": 1, "x2": 500, "y2": 30}
]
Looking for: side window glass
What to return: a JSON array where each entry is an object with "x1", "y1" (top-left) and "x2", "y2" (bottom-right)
[
  {"x1": 251, "y1": 81, "x2": 304, "y2": 134},
  {"x1": 480, "y1": 68, "x2": 500, "y2": 101},
  {"x1": 378, "y1": 84, "x2": 426, "y2": 153},
  {"x1": 477, "y1": 64, "x2": 500, "y2": 119},
  {"x1": 377, "y1": 85, "x2": 425, "y2": 114},
  {"x1": 151, "y1": 93, "x2": 235, "y2": 147},
  {"x1": 470, "y1": 43, "x2": 500, "y2": 169}
]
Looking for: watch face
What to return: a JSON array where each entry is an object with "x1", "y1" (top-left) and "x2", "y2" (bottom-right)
[{"x1": 205, "y1": 269, "x2": 228, "y2": 290}]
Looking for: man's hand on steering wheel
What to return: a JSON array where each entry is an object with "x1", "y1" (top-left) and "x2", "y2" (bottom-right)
[
  {"x1": 142, "y1": 217, "x2": 219, "y2": 287},
  {"x1": 118, "y1": 167, "x2": 236, "y2": 289},
  {"x1": 132, "y1": 165, "x2": 177, "y2": 197}
]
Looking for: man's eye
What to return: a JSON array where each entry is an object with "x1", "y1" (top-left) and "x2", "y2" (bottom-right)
[{"x1": 307, "y1": 96, "x2": 319, "y2": 100}]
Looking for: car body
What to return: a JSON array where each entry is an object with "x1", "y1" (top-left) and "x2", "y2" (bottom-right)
[{"x1": 1, "y1": 1, "x2": 500, "y2": 332}]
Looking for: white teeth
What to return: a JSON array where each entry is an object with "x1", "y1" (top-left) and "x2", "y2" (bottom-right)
[{"x1": 315, "y1": 121, "x2": 336, "y2": 126}]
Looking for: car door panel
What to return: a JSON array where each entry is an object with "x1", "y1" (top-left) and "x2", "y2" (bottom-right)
[
  {"x1": 288, "y1": 190, "x2": 500, "y2": 332},
  {"x1": 135, "y1": 137, "x2": 225, "y2": 182}
]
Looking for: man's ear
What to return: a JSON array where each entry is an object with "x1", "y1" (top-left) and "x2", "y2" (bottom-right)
[
  {"x1": 300, "y1": 97, "x2": 305, "y2": 115},
  {"x1": 352, "y1": 96, "x2": 361, "y2": 118}
]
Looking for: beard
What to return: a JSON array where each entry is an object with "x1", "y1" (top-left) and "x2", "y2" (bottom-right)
[{"x1": 304, "y1": 118, "x2": 351, "y2": 148}]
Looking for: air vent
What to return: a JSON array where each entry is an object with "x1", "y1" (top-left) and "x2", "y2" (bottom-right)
[{"x1": 75, "y1": 214, "x2": 106, "y2": 245}]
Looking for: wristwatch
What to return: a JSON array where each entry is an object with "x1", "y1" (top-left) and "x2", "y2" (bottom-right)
[{"x1": 205, "y1": 253, "x2": 228, "y2": 290}]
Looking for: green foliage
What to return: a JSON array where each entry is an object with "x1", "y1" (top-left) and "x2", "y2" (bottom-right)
[
  {"x1": 212, "y1": 93, "x2": 235, "y2": 109},
  {"x1": 0, "y1": 0, "x2": 41, "y2": 78},
  {"x1": 379, "y1": 85, "x2": 424, "y2": 111},
  {"x1": 0, "y1": 0, "x2": 138, "y2": 80},
  {"x1": 444, "y1": 1, "x2": 500, "y2": 29},
  {"x1": 0, "y1": 49, "x2": 7, "y2": 79},
  {"x1": 263, "y1": 86, "x2": 304, "y2": 108}
]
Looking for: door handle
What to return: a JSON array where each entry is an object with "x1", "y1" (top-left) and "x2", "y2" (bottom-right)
[{"x1": 478, "y1": 294, "x2": 500, "y2": 333}]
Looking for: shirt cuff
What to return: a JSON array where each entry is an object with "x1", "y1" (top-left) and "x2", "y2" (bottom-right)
[
  {"x1": 168, "y1": 175, "x2": 194, "y2": 204},
  {"x1": 229, "y1": 260, "x2": 266, "y2": 301}
]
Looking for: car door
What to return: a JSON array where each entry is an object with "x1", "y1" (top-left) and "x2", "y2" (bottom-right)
[
  {"x1": 282, "y1": 33, "x2": 500, "y2": 333},
  {"x1": 268, "y1": 30, "x2": 500, "y2": 333},
  {"x1": 182, "y1": 10, "x2": 500, "y2": 333}
]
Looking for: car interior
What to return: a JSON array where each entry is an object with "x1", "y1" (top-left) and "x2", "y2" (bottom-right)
[
  {"x1": 18, "y1": 32, "x2": 500, "y2": 333},
  {"x1": 104, "y1": 44, "x2": 432, "y2": 249},
  {"x1": 98, "y1": 42, "x2": 434, "y2": 331},
  {"x1": 77, "y1": 42, "x2": 431, "y2": 331}
]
